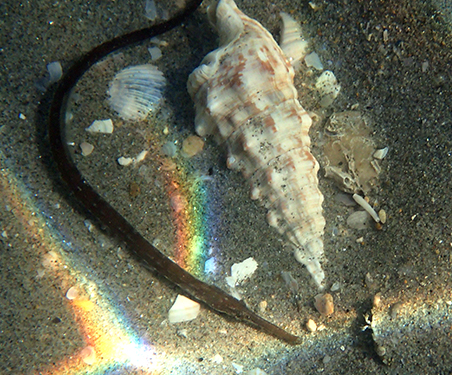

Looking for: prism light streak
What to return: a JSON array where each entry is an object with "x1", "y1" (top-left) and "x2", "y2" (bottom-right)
[
  {"x1": 164, "y1": 162, "x2": 218, "y2": 280},
  {"x1": 0, "y1": 158, "x2": 161, "y2": 374}
]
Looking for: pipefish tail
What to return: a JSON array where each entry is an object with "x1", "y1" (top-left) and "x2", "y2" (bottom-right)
[{"x1": 48, "y1": 0, "x2": 301, "y2": 345}]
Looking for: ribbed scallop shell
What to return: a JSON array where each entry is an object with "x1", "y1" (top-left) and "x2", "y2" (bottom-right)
[
  {"x1": 187, "y1": 0, "x2": 326, "y2": 288},
  {"x1": 108, "y1": 64, "x2": 165, "y2": 121}
]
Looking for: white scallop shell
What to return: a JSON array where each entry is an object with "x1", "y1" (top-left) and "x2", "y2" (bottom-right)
[
  {"x1": 188, "y1": 0, "x2": 326, "y2": 288},
  {"x1": 108, "y1": 64, "x2": 166, "y2": 121}
]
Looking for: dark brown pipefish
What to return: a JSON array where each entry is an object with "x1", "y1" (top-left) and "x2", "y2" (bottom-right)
[{"x1": 48, "y1": 0, "x2": 300, "y2": 344}]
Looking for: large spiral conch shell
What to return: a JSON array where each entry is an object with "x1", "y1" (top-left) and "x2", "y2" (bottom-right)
[{"x1": 188, "y1": 0, "x2": 326, "y2": 288}]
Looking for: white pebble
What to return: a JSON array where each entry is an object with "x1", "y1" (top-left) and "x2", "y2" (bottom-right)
[
  {"x1": 85, "y1": 119, "x2": 114, "y2": 134},
  {"x1": 80, "y1": 142, "x2": 94, "y2": 156},
  {"x1": 168, "y1": 295, "x2": 200, "y2": 324},
  {"x1": 117, "y1": 156, "x2": 133, "y2": 166},
  {"x1": 19, "y1": 113, "x2": 26, "y2": 120}
]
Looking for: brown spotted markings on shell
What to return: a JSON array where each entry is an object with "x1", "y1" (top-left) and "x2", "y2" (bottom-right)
[{"x1": 187, "y1": 0, "x2": 326, "y2": 288}]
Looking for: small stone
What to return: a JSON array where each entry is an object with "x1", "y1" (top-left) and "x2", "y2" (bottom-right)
[
  {"x1": 314, "y1": 293, "x2": 334, "y2": 316},
  {"x1": 378, "y1": 209, "x2": 387, "y2": 224},
  {"x1": 306, "y1": 318, "x2": 317, "y2": 332},
  {"x1": 390, "y1": 302, "x2": 403, "y2": 319},
  {"x1": 182, "y1": 135, "x2": 204, "y2": 157},
  {"x1": 258, "y1": 300, "x2": 267, "y2": 313},
  {"x1": 129, "y1": 182, "x2": 141, "y2": 198},
  {"x1": 373, "y1": 293, "x2": 382, "y2": 308},
  {"x1": 117, "y1": 156, "x2": 133, "y2": 166},
  {"x1": 80, "y1": 142, "x2": 94, "y2": 156}
]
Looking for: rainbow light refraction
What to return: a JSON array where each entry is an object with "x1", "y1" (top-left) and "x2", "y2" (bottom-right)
[{"x1": 1, "y1": 157, "x2": 163, "y2": 374}]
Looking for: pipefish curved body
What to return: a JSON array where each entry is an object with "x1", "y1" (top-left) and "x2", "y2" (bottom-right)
[{"x1": 48, "y1": 0, "x2": 300, "y2": 344}]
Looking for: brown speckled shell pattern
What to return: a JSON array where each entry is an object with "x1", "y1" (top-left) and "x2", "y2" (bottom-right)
[{"x1": 188, "y1": 0, "x2": 326, "y2": 287}]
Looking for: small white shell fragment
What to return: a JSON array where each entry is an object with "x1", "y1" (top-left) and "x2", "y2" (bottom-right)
[
  {"x1": 134, "y1": 150, "x2": 148, "y2": 163},
  {"x1": 315, "y1": 70, "x2": 341, "y2": 107},
  {"x1": 108, "y1": 64, "x2": 166, "y2": 121},
  {"x1": 47, "y1": 61, "x2": 63, "y2": 83},
  {"x1": 279, "y1": 12, "x2": 309, "y2": 68},
  {"x1": 148, "y1": 46, "x2": 162, "y2": 61},
  {"x1": 66, "y1": 286, "x2": 79, "y2": 300},
  {"x1": 373, "y1": 146, "x2": 389, "y2": 160},
  {"x1": 168, "y1": 294, "x2": 200, "y2": 324},
  {"x1": 19, "y1": 113, "x2": 26, "y2": 120},
  {"x1": 225, "y1": 257, "x2": 258, "y2": 287},
  {"x1": 378, "y1": 209, "x2": 387, "y2": 224},
  {"x1": 117, "y1": 156, "x2": 133, "y2": 166},
  {"x1": 80, "y1": 142, "x2": 94, "y2": 156},
  {"x1": 352, "y1": 194, "x2": 380, "y2": 222},
  {"x1": 85, "y1": 119, "x2": 114, "y2": 134},
  {"x1": 211, "y1": 354, "x2": 223, "y2": 363},
  {"x1": 331, "y1": 281, "x2": 341, "y2": 292},
  {"x1": 304, "y1": 51, "x2": 324, "y2": 70},
  {"x1": 347, "y1": 211, "x2": 371, "y2": 230},
  {"x1": 80, "y1": 345, "x2": 96, "y2": 365},
  {"x1": 232, "y1": 362, "x2": 244, "y2": 374},
  {"x1": 245, "y1": 369, "x2": 268, "y2": 375},
  {"x1": 144, "y1": 0, "x2": 157, "y2": 21},
  {"x1": 306, "y1": 318, "x2": 317, "y2": 332},
  {"x1": 258, "y1": 300, "x2": 267, "y2": 313}
]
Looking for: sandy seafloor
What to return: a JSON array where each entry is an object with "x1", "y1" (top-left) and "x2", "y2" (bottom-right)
[{"x1": 1, "y1": 0, "x2": 452, "y2": 374}]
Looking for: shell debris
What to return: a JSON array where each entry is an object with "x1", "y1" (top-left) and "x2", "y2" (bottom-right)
[
  {"x1": 168, "y1": 294, "x2": 201, "y2": 324},
  {"x1": 85, "y1": 119, "x2": 114, "y2": 134},
  {"x1": 225, "y1": 257, "x2": 258, "y2": 288},
  {"x1": 108, "y1": 64, "x2": 166, "y2": 121},
  {"x1": 353, "y1": 194, "x2": 380, "y2": 223}
]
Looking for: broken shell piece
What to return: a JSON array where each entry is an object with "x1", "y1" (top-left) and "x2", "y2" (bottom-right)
[
  {"x1": 80, "y1": 346, "x2": 96, "y2": 365},
  {"x1": 47, "y1": 61, "x2": 63, "y2": 84},
  {"x1": 279, "y1": 12, "x2": 309, "y2": 68},
  {"x1": 86, "y1": 119, "x2": 114, "y2": 134},
  {"x1": 353, "y1": 194, "x2": 380, "y2": 222},
  {"x1": 305, "y1": 51, "x2": 323, "y2": 70},
  {"x1": 245, "y1": 369, "x2": 268, "y2": 375},
  {"x1": 314, "y1": 293, "x2": 334, "y2": 316},
  {"x1": 315, "y1": 70, "x2": 340, "y2": 107},
  {"x1": 306, "y1": 318, "x2": 317, "y2": 332},
  {"x1": 373, "y1": 147, "x2": 389, "y2": 160},
  {"x1": 347, "y1": 210, "x2": 371, "y2": 230},
  {"x1": 66, "y1": 287, "x2": 79, "y2": 300},
  {"x1": 168, "y1": 295, "x2": 201, "y2": 323},
  {"x1": 225, "y1": 257, "x2": 258, "y2": 287},
  {"x1": 80, "y1": 142, "x2": 94, "y2": 156},
  {"x1": 108, "y1": 64, "x2": 166, "y2": 121},
  {"x1": 378, "y1": 209, "x2": 387, "y2": 224}
]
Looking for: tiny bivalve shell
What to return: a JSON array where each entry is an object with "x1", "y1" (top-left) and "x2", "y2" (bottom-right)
[
  {"x1": 168, "y1": 294, "x2": 200, "y2": 324},
  {"x1": 108, "y1": 64, "x2": 166, "y2": 121}
]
